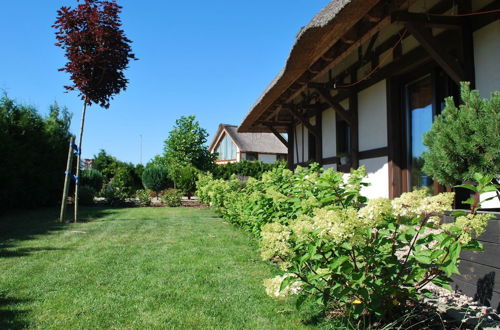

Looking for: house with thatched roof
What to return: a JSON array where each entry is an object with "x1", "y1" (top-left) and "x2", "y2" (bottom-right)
[
  {"x1": 208, "y1": 124, "x2": 287, "y2": 164},
  {"x1": 240, "y1": 0, "x2": 499, "y2": 201},
  {"x1": 239, "y1": 0, "x2": 500, "y2": 307}
]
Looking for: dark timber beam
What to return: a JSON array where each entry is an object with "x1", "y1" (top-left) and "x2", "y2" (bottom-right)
[
  {"x1": 287, "y1": 125, "x2": 294, "y2": 170},
  {"x1": 308, "y1": 82, "x2": 350, "y2": 90},
  {"x1": 349, "y1": 71, "x2": 359, "y2": 169},
  {"x1": 258, "y1": 121, "x2": 292, "y2": 127},
  {"x1": 314, "y1": 87, "x2": 353, "y2": 125},
  {"x1": 265, "y1": 124, "x2": 288, "y2": 148},
  {"x1": 405, "y1": 21, "x2": 466, "y2": 84},
  {"x1": 392, "y1": 11, "x2": 463, "y2": 29},
  {"x1": 458, "y1": 0, "x2": 476, "y2": 86},
  {"x1": 314, "y1": 110, "x2": 323, "y2": 165},
  {"x1": 283, "y1": 105, "x2": 320, "y2": 138}
]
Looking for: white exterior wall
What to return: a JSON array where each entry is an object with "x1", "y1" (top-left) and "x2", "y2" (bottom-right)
[
  {"x1": 358, "y1": 80, "x2": 388, "y2": 151},
  {"x1": 322, "y1": 108, "x2": 336, "y2": 158},
  {"x1": 356, "y1": 80, "x2": 389, "y2": 199},
  {"x1": 294, "y1": 123, "x2": 308, "y2": 163},
  {"x1": 258, "y1": 153, "x2": 277, "y2": 164},
  {"x1": 474, "y1": 19, "x2": 500, "y2": 209},
  {"x1": 359, "y1": 156, "x2": 389, "y2": 199},
  {"x1": 236, "y1": 147, "x2": 242, "y2": 162},
  {"x1": 474, "y1": 20, "x2": 500, "y2": 97}
]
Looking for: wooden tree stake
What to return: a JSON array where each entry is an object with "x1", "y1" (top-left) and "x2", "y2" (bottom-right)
[
  {"x1": 59, "y1": 136, "x2": 75, "y2": 222},
  {"x1": 74, "y1": 101, "x2": 88, "y2": 223}
]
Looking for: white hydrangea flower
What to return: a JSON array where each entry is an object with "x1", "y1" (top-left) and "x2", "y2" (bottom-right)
[{"x1": 263, "y1": 274, "x2": 302, "y2": 299}]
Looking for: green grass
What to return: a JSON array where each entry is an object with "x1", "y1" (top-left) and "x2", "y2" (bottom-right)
[{"x1": 0, "y1": 207, "x2": 310, "y2": 329}]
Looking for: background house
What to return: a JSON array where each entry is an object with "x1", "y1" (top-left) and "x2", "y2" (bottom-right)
[{"x1": 209, "y1": 124, "x2": 287, "y2": 164}]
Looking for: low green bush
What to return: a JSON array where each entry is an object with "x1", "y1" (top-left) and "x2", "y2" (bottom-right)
[
  {"x1": 135, "y1": 189, "x2": 151, "y2": 207},
  {"x1": 102, "y1": 182, "x2": 129, "y2": 206},
  {"x1": 78, "y1": 185, "x2": 96, "y2": 206},
  {"x1": 210, "y1": 160, "x2": 282, "y2": 180},
  {"x1": 197, "y1": 165, "x2": 496, "y2": 323},
  {"x1": 161, "y1": 189, "x2": 182, "y2": 207}
]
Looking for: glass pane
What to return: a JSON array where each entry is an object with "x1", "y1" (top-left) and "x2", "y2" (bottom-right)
[
  {"x1": 223, "y1": 136, "x2": 228, "y2": 160},
  {"x1": 230, "y1": 141, "x2": 236, "y2": 159},
  {"x1": 406, "y1": 76, "x2": 433, "y2": 190}
]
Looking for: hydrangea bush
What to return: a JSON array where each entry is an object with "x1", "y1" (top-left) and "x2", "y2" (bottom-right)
[
  {"x1": 197, "y1": 166, "x2": 496, "y2": 320},
  {"x1": 197, "y1": 164, "x2": 367, "y2": 236}
]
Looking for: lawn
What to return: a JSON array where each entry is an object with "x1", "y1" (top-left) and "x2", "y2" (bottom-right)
[{"x1": 0, "y1": 207, "x2": 309, "y2": 329}]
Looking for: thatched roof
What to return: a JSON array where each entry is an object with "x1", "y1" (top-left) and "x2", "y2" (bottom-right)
[
  {"x1": 209, "y1": 124, "x2": 287, "y2": 154},
  {"x1": 239, "y1": 0, "x2": 379, "y2": 132}
]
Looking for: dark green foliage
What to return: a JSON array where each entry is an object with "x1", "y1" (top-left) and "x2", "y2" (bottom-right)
[
  {"x1": 0, "y1": 95, "x2": 72, "y2": 211},
  {"x1": 93, "y1": 150, "x2": 119, "y2": 183},
  {"x1": 92, "y1": 149, "x2": 143, "y2": 195},
  {"x1": 78, "y1": 185, "x2": 96, "y2": 205},
  {"x1": 175, "y1": 166, "x2": 198, "y2": 199},
  {"x1": 163, "y1": 115, "x2": 215, "y2": 174},
  {"x1": 80, "y1": 169, "x2": 104, "y2": 192},
  {"x1": 211, "y1": 160, "x2": 282, "y2": 180},
  {"x1": 141, "y1": 166, "x2": 170, "y2": 194},
  {"x1": 423, "y1": 83, "x2": 500, "y2": 188},
  {"x1": 161, "y1": 189, "x2": 182, "y2": 207},
  {"x1": 112, "y1": 167, "x2": 136, "y2": 197}
]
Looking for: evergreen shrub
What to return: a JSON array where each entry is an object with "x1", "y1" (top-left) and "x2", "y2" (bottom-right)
[
  {"x1": 142, "y1": 166, "x2": 170, "y2": 195},
  {"x1": 80, "y1": 169, "x2": 104, "y2": 192}
]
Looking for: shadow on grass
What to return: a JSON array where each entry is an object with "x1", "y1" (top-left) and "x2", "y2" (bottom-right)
[
  {"x1": 0, "y1": 207, "x2": 119, "y2": 259},
  {"x1": 0, "y1": 293, "x2": 30, "y2": 330}
]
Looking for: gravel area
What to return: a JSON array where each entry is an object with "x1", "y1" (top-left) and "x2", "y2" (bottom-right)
[{"x1": 422, "y1": 282, "x2": 500, "y2": 329}]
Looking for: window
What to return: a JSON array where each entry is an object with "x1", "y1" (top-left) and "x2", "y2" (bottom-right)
[
  {"x1": 336, "y1": 120, "x2": 351, "y2": 155},
  {"x1": 277, "y1": 154, "x2": 287, "y2": 161},
  {"x1": 308, "y1": 131, "x2": 316, "y2": 161},
  {"x1": 215, "y1": 134, "x2": 236, "y2": 160},
  {"x1": 246, "y1": 152, "x2": 257, "y2": 161},
  {"x1": 404, "y1": 75, "x2": 433, "y2": 190}
]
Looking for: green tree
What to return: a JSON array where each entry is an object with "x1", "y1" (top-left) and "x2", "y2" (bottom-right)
[
  {"x1": 0, "y1": 96, "x2": 72, "y2": 211},
  {"x1": 163, "y1": 116, "x2": 215, "y2": 178},
  {"x1": 80, "y1": 169, "x2": 104, "y2": 192},
  {"x1": 175, "y1": 166, "x2": 199, "y2": 199},
  {"x1": 423, "y1": 83, "x2": 500, "y2": 198},
  {"x1": 93, "y1": 150, "x2": 120, "y2": 183},
  {"x1": 93, "y1": 149, "x2": 144, "y2": 194}
]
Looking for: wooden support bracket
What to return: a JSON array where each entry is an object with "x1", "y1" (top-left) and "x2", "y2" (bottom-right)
[
  {"x1": 264, "y1": 124, "x2": 288, "y2": 148},
  {"x1": 392, "y1": 11, "x2": 464, "y2": 29},
  {"x1": 314, "y1": 87, "x2": 353, "y2": 125},
  {"x1": 405, "y1": 21, "x2": 466, "y2": 84},
  {"x1": 283, "y1": 105, "x2": 320, "y2": 138}
]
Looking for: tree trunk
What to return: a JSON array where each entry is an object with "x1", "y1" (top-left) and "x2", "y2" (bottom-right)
[{"x1": 74, "y1": 101, "x2": 88, "y2": 223}]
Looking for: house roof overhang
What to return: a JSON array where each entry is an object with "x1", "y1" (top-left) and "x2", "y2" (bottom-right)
[{"x1": 238, "y1": 0, "x2": 418, "y2": 133}]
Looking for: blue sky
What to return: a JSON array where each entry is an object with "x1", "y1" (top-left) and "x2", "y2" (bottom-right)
[{"x1": 0, "y1": 0, "x2": 330, "y2": 164}]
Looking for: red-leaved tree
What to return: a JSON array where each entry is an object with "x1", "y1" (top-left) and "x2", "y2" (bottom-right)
[{"x1": 54, "y1": 0, "x2": 137, "y2": 221}]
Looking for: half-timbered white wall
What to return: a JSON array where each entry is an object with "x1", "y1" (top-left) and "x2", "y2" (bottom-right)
[
  {"x1": 322, "y1": 108, "x2": 336, "y2": 158},
  {"x1": 474, "y1": 20, "x2": 500, "y2": 97},
  {"x1": 357, "y1": 80, "x2": 389, "y2": 198},
  {"x1": 474, "y1": 19, "x2": 500, "y2": 209},
  {"x1": 358, "y1": 80, "x2": 388, "y2": 152},
  {"x1": 359, "y1": 157, "x2": 389, "y2": 199},
  {"x1": 289, "y1": 14, "x2": 500, "y2": 203},
  {"x1": 294, "y1": 123, "x2": 308, "y2": 163}
]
